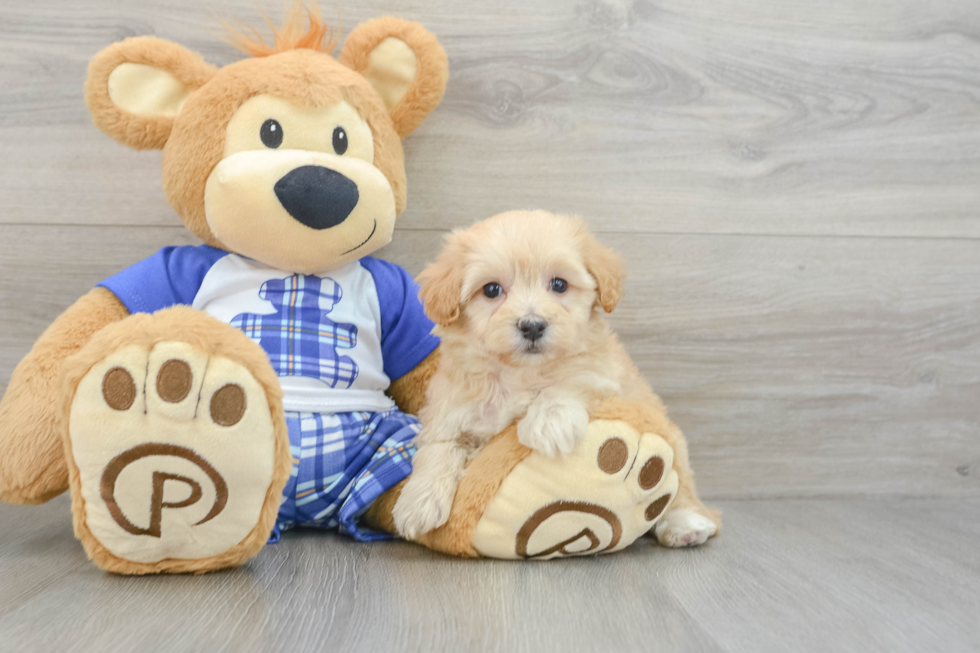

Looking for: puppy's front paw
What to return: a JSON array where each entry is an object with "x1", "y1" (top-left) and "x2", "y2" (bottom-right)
[
  {"x1": 392, "y1": 477, "x2": 456, "y2": 540},
  {"x1": 518, "y1": 398, "x2": 590, "y2": 458},
  {"x1": 654, "y1": 508, "x2": 718, "y2": 548}
]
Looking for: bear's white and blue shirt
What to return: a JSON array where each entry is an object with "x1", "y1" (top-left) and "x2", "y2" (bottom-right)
[{"x1": 99, "y1": 245, "x2": 439, "y2": 540}]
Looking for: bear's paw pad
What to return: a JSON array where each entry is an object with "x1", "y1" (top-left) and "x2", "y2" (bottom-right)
[
  {"x1": 473, "y1": 419, "x2": 678, "y2": 559},
  {"x1": 68, "y1": 341, "x2": 277, "y2": 567}
]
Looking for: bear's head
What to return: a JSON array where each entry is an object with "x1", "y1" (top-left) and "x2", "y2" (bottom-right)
[{"x1": 85, "y1": 4, "x2": 448, "y2": 273}]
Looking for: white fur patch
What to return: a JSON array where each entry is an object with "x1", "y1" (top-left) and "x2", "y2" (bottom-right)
[
  {"x1": 517, "y1": 396, "x2": 590, "y2": 457},
  {"x1": 654, "y1": 508, "x2": 717, "y2": 548},
  {"x1": 392, "y1": 473, "x2": 457, "y2": 539}
]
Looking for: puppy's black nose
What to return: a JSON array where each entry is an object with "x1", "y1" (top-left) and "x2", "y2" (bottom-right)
[
  {"x1": 518, "y1": 318, "x2": 547, "y2": 342},
  {"x1": 274, "y1": 165, "x2": 359, "y2": 230}
]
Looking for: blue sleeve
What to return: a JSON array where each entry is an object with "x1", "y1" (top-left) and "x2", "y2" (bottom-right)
[
  {"x1": 360, "y1": 257, "x2": 440, "y2": 382},
  {"x1": 97, "y1": 245, "x2": 228, "y2": 314}
]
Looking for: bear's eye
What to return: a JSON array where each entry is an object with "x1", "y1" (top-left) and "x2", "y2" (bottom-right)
[
  {"x1": 260, "y1": 119, "x2": 283, "y2": 149},
  {"x1": 332, "y1": 126, "x2": 348, "y2": 155},
  {"x1": 483, "y1": 282, "x2": 502, "y2": 299},
  {"x1": 550, "y1": 278, "x2": 568, "y2": 293}
]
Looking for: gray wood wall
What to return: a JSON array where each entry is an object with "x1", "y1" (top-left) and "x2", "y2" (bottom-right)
[{"x1": 1, "y1": 0, "x2": 978, "y2": 500}]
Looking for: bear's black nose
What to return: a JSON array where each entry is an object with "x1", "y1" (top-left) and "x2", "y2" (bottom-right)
[{"x1": 274, "y1": 165, "x2": 359, "y2": 230}]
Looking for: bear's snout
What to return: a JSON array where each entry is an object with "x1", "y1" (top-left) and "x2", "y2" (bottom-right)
[{"x1": 274, "y1": 165, "x2": 359, "y2": 231}]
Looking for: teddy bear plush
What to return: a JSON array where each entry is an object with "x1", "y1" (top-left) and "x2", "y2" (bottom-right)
[{"x1": 0, "y1": 4, "x2": 717, "y2": 573}]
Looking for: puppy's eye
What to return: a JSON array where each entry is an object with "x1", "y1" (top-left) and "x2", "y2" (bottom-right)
[
  {"x1": 332, "y1": 126, "x2": 348, "y2": 155},
  {"x1": 260, "y1": 119, "x2": 283, "y2": 149},
  {"x1": 483, "y1": 282, "x2": 502, "y2": 299},
  {"x1": 550, "y1": 278, "x2": 569, "y2": 293}
]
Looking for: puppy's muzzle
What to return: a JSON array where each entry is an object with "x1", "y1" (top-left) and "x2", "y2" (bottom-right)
[
  {"x1": 274, "y1": 165, "x2": 360, "y2": 230},
  {"x1": 518, "y1": 317, "x2": 548, "y2": 343}
]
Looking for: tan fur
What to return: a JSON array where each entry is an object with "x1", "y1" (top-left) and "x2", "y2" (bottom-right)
[
  {"x1": 585, "y1": 320, "x2": 721, "y2": 532},
  {"x1": 162, "y1": 48, "x2": 407, "y2": 250},
  {"x1": 60, "y1": 307, "x2": 292, "y2": 574},
  {"x1": 7, "y1": 6, "x2": 448, "y2": 508},
  {"x1": 0, "y1": 288, "x2": 130, "y2": 505},
  {"x1": 3, "y1": 4, "x2": 713, "y2": 566},
  {"x1": 414, "y1": 423, "x2": 533, "y2": 556},
  {"x1": 339, "y1": 16, "x2": 449, "y2": 138},
  {"x1": 418, "y1": 210, "x2": 626, "y2": 326},
  {"x1": 393, "y1": 211, "x2": 719, "y2": 540},
  {"x1": 387, "y1": 348, "x2": 441, "y2": 416},
  {"x1": 394, "y1": 212, "x2": 637, "y2": 537},
  {"x1": 592, "y1": 399, "x2": 721, "y2": 533},
  {"x1": 366, "y1": 348, "x2": 443, "y2": 532},
  {"x1": 419, "y1": 211, "x2": 631, "y2": 421},
  {"x1": 416, "y1": 250, "x2": 466, "y2": 327},
  {"x1": 373, "y1": 396, "x2": 703, "y2": 557},
  {"x1": 0, "y1": 6, "x2": 451, "y2": 573},
  {"x1": 84, "y1": 7, "x2": 448, "y2": 263},
  {"x1": 366, "y1": 424, "x2": 535, "y2": 557},
  {"x1": 84, "y1": 37, "x2": 217, "y2": 151},
  {"x1": 581, "y1": 231, "x2": 626, "y2": 314}
]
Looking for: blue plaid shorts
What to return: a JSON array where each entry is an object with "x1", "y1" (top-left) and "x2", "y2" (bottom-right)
[{"x1": 272, "y1": 408, "x2": 418, "y2": 542}]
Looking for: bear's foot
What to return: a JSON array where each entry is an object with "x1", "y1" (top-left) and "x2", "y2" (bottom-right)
[
  {"x1": 470, "y1": 415, "x2": 678, "y2": 559},
  {"x1": 61, "y1": 308, "x2": 290, "y2": 574}
]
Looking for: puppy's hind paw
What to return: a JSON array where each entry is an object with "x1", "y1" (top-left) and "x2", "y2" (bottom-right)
[
  {"x1": 518, "y1": 398, "x2": 590, "y2": 457},
  {"x1": 654, "y1": 508, "x2": 718, "y2": 548},
  {"x1": 392, "y1": 479, "x2": 455, "y2": 540}
]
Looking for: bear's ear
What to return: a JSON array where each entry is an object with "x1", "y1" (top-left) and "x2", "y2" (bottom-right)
[
  {"x1": 339, "y1": 17, "x2": 448, "y2": 138},
  {"x1": 85, "y1": 36, "x2": 217, "y2": 150}
]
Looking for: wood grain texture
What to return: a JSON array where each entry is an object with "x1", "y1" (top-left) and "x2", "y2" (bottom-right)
[
  {"x1": 1, "y1": 226, "x2": 977, "y2": 499},
  {"x1": 0, "y1": 0, "x2": 979, "y2": 236},
  {"x1": 1, "y1": 496, "x2": 978, "y2": 653},
  {"x1": 1, "y1": 1, "x2": 979, "y2": 645},
  {"x1": 0, "y1": 3, "x2": 977, "y2": 498}
]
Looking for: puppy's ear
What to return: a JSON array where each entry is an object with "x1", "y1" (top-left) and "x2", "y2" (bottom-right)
[
  {"x1": 582, "y1": 232, "x2": 626, "y2": 313},
  {"x1": 339, "y1": 17, "x2": 449, "y2": 138},
  {"x1": 417, "y1": 234, "x2": 467, "y2": 327},
  {"x1": 85, "y1": 36, "x2": 216, "y2": 150}
]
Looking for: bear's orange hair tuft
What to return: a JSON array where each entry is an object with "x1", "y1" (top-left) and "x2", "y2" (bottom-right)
[{"x1": 221, "y1": 1, "x2": 338, "y2": 58}]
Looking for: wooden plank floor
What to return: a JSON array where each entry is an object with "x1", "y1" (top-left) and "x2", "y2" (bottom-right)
[{"x1": 1, "y1": 496, "x2": 978, "y2": 653}]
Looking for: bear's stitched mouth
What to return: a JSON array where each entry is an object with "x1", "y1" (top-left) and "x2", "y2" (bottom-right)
[
  {"x1": 341, "y1": 219, "x2": 377, "y2": 255},
  {"x1": 204, "y1": 150, "x2": 397, "y2": 273}
]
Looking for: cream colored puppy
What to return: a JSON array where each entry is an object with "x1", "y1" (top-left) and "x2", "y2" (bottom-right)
[{"x1": 392, "y1": 211, "x2": 720, "y2": 546}]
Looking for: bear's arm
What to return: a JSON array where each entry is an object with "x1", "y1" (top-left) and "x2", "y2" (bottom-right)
[
  {"x1": 387, "y1": 347, "x2": 440, "y2": 416},
  {"x1": 0, "y1": 287, "x2": 129, "y2": 504}
]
